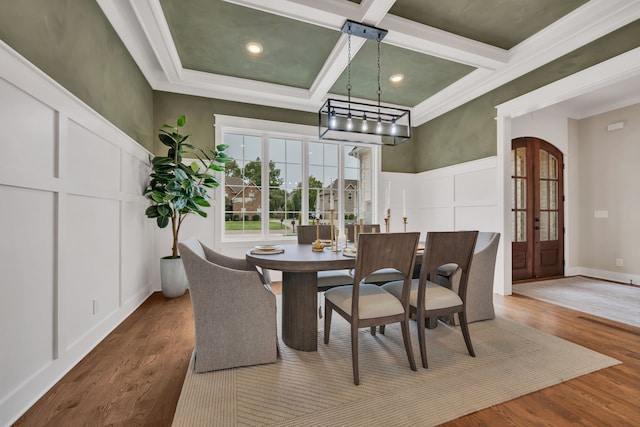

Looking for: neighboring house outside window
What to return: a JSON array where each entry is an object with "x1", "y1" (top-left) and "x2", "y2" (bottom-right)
[{"x1": 215, "y1": 115, "x2": 379, "y2": 241}]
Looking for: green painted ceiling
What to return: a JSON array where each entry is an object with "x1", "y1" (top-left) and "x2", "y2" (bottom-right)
[
  {"x1": 161, "y1": 0, "x2": 340, "y2": 89},
  {"x1": 389, "y1": 0, "x2": 588, "y2": 49},
  {"x1": 329, "y1": 40, "x2": 474, "y2": 106},
  {"x1": 157, "y1": 0, "x2": 591, "y2": 108}
]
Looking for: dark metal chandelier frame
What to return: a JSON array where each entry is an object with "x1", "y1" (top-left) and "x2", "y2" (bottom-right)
[{"x1": 318, "y1": 20, "x2": 411, "y2": 146}]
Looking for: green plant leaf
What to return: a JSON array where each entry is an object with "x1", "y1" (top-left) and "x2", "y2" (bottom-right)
[
  {"x1": 216, "y1": 144, "x2": 229, "y2": 151},
  {"x1": 176, "y1": 115, "x2": 186, "y2": 127},
  {"x1": 159, "y1": 134, "x2": 176, "y2": 148},
  {"x1": 193, "y1": 197, "x2": 210, "y2": 207},
  {"x1": 151, "y1": 156, "x2": 174, "y2": 166},
  {"x1": 157, "y1": 204, "x2": 172, "y2": 217},
  {"x1": 174, "y1": 168, "x2": 188, "y2": 181},
  {"x1": 157, "y1": 216, "x2": 170, "y2": 228},
  {"x1": 145, "y1": 205, "x2": 159, "y2": 218},
  {"x1": 173, "y1": 197, "x2": 187, "y2": 211}
]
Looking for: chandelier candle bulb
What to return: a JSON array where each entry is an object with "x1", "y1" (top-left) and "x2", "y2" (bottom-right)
[{"x1": 402, "y1": 190, "x2": 406, "y2": 217}]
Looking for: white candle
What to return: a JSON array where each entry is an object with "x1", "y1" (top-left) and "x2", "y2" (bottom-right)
[
  {"x1": 402, "y1": 190, "x2": 406, "y2": 217},
  {"x1": 329, "y1": 181, "x2": 334, "y2": 210},
  {"x1": 385, "y1": 181, "x2": 391, "y2": 210}
]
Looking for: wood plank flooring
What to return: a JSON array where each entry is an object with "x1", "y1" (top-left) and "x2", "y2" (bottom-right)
[{"x1": 14, "y1": 284, "x2": 640, "y2": 426}]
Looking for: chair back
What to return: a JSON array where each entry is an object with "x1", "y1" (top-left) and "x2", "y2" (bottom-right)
[
  {"x1": 420, "y1": 231, "x2": 478, "y2": 301},
  {"x1": 297, "y1": 224, "x2": 332, "y2": 243},
  {"x1": 178, "y1": 237, "x2": 277, "y2": 372},
  {"x1": 352, "y1": 232, "x2": 420, "y2": 312},
  {"x1": 345, "y1": 223, "x2": 381, "y2": 242}
]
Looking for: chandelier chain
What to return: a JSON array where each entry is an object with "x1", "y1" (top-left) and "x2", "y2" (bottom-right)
[
  {"x1": 347, "y1": 27, "x2": 352, "y2": 103},
  {"x1": 377, "y1": 36, "x2": 381, "y2": 109}
]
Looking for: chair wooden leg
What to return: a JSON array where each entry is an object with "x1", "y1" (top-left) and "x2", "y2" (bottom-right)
[
  {"x1": 351, "y1": 325, "x2": 360, "y2": 385},
  {"x1": 324, "y1": 303, "x2": 332, "y2": 344},
  {"x1": 458, "y1": 311, "x2": 476, "y2": 357},
  {"x1": 400, "y1": 320, "x2": 417, "y2": 371},
  {"x1": 417, "y1": 309, "x2": 428, "y2": 369},
  {"x1": 379, "y1": 325, "x2": 386, "y2": 334},
  {"x1": 370, "y1": 326, "x2": 376, "y2": 336}
]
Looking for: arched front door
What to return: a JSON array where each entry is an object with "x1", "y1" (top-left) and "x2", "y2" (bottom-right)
[{"x1": 511, "y1": 137, "x2": 564, "y2": 281}]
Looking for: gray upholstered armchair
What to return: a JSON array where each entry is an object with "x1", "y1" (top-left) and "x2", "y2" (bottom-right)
[
  {"x1": 178, "y1": 237, "x2": 278, "y2": 373},
  {"x1": 436, "y1": 232, "x2": 501, "y2": 324}
]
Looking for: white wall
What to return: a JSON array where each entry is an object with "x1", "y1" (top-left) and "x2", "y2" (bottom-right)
[
  {"x1": 0, "y1": 42, "x2": 154, "y2": 426},
  {"x1": 381, "y1": 157, "x2": 503, "y2": 293},
  {"x1": 575, "y1": 104, "x2": 640, "y2": 284}
]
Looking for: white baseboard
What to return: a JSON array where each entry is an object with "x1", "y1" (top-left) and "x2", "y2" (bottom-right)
[{"x1": 572, "y1": 267, "x2": 640, "y2": 286}]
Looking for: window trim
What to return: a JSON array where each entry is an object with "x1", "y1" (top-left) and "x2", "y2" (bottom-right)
[{"x1": 214, "y1": 114, "x2": 380, "y2": 245}]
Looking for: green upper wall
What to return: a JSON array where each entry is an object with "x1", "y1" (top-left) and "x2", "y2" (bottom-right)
[
  {"x1": 410, "y1": 20, "x2": 640, "y2": 173},
  {"x1": 0, "y1": 0, "x2": 154, "y2": 151},
  {"x1": 153, "y1": 92, "x2": 317, "y2": 155},
  {"x1": 1, "y1": 2, "x2": 638, "y2": 173}
]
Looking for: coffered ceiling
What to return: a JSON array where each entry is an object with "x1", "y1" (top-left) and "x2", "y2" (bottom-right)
[{"x1": 99, "y1": 0, "x2": 640, "y2": 126}]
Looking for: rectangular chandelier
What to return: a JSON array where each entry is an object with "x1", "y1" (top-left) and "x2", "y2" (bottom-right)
[
  {"x1": 319, "y1": 98, "x2": 411, "y2": 145},
  {"x1": 318, "y1": 20, "x2": 412, "y2": 146}
]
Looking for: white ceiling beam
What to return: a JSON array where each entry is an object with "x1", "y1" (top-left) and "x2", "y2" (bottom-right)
[{"x1": 381, "y1": 15, "x2": 508, "y2": 70}]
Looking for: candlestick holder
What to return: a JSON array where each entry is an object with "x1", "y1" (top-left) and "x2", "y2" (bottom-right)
[
  {"x1": 403, "y1": 216, "x2": 407, "y2": 232},
  {"x1": 329, "y1": 208, "x2": 335, "y2": 250},
  {"x1": 385, "y1": 209, "x2": 391, "y2": 233}
]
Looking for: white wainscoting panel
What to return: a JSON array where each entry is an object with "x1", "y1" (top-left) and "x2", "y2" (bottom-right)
[
  {"x1": 0, "y1": 41, "x2": 153, "y2": 426},
  {"x1": 383, "y1": 157, "x2": 502, "y2": 291},
  {"x1": 67, "y1": 120, "x2": 121, "y2": 193},
  {"x1": 0, "y1": 186, "x2": 56, "y2": 403},
  {"x1": 0, "y1": 79, "x2": 57, "y2": 179},
  {"x1": 63, "y1": 195, "x2": 121, "y2": 351}
]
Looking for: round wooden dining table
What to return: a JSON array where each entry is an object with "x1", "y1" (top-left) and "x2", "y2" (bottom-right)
[{"x1": 246, "y1": 244, "x2": 355, "y2": 352}]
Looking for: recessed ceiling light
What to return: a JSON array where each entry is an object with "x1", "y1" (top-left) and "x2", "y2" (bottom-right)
[
  {"x1": 389, "y1": 73, "x2": 404, "y2": 83},
  {"x1": 245, "y1": 42, "x2": 263, "y2": 55}
]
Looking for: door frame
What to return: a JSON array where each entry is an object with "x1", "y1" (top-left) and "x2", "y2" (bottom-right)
[{"x1": 495, "y1": 48, "x2": 640, "y2": 295}]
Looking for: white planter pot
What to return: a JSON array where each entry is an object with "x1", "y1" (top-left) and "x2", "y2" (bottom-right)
[{"x1": 160, "y1": 257, "x2": 188, "y2": 298}]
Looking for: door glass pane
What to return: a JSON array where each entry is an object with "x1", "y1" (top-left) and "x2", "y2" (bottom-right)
[
  {"x1": 517, "y1": 211, "x2": 526, "y2": 242},
  {"x1": 550, "y1": 181, "x2": 557, "y2": 210},
  {"x1": 516, "y1": 178, "x2": 526, "y2": 209},
  {"x1": 540, "y1": 180, "x2": 548, "y2": 210},
  {"x1": 549, "y1": 154, "x2": 558, "y2": 179},
  {"x1": 516, "y1": 147, "x2": 526, "y2": 176},
  {"x1": 550, "y1": 212, "x2": 558, "y2": 241},
  {"x1": 540, "y1": 212, "x2": 549, "y2": 241},
  {"x1": 540, "y1": 151, "x2": 548, "y2": 179},
  {"x1": 511, "y1": 211, "x2": 516, "y2": 242}
]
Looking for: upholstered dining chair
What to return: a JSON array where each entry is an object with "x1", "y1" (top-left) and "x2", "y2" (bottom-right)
[
  {"x1": 178, "y1": 237, "x2": 278, "y2": 373},
  {"x1": 324, "y1": 232, "x2": 420, "y2": 385},
  {"x1": 297, "y1": 225, "x2": 353, "y2": 291},
  {"x1": 346, "y1": 224, "x2": 405, "y2": 285},
  {"x1": 381, "y1": 231, "x2": 478, "y2": 369},
  {"x1": 436, "y1": 232, "x2": 501, "y2": 325}
]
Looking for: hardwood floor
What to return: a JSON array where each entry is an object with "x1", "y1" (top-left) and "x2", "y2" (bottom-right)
[{"x1": 14, "y1": 285, "x2": 640, "y2": 426}]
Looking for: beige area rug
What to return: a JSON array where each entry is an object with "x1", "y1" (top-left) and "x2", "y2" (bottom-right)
[
  {"x1": 172, "y1": 312, "x2": 619, "y2": 426},
  {"x1": 514, "y1": 276, "x2": 640, "y2": 328}
]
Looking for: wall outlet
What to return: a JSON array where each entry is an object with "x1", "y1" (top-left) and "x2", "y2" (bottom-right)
[{"x1": 615, "y1": 258, "x2": 624, "y2": 267}]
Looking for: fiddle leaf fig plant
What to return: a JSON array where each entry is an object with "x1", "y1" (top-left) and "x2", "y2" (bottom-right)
[{"x1": 144, "y1": 115, "x2": 229, "y2": 258}]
